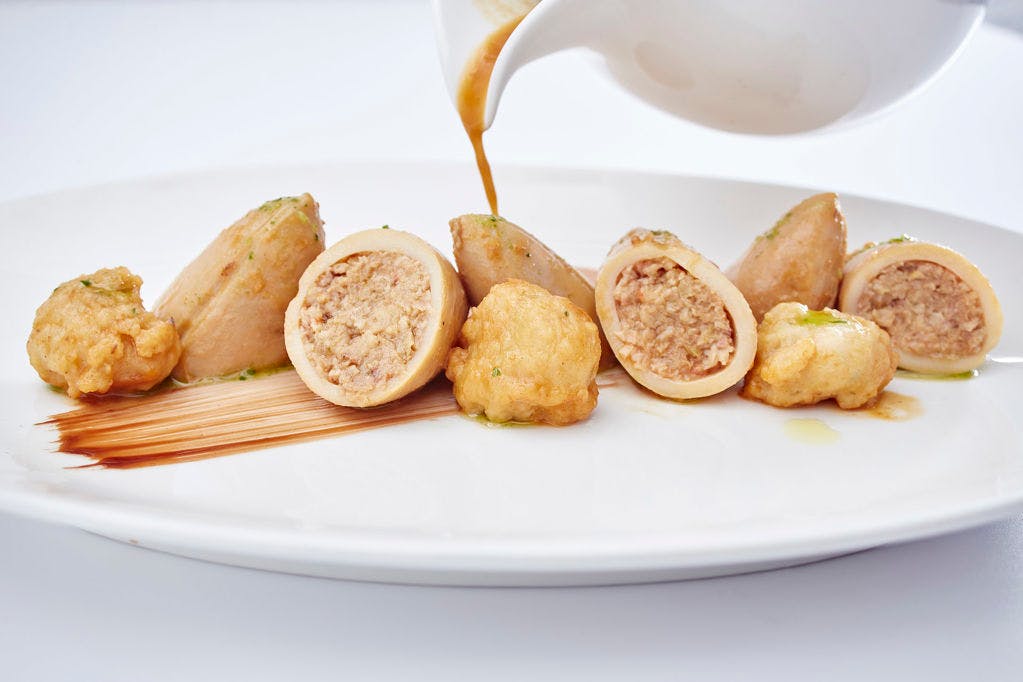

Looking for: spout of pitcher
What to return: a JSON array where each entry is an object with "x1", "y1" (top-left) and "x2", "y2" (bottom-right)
[{"x1": 432, "y1": 0, "x2": 607, "y2": 130}]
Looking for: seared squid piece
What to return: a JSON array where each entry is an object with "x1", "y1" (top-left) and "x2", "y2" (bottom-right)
[
  {"x1": 595, "y1": 229, "x2": 757, "y2": 399},
  {"x1": 728, "y1": 193, "x2": 847, "y2": 321},
  {"x1": 839, "y1": 237, "x2": 1003, "y2": 374},
  {"x1": 284, "y1": 227, "x2": 467, "y2": 408},
  {"x1": 156, "y1": 194, "x2": 325, "y2": 381},
  {"x1": 450, "y1": 214, "x2": 614, "y2": 367}
]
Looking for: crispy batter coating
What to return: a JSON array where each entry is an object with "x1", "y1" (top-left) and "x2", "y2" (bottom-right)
[
  {"x1": 742, "y1": 302, "x2": 897, "y2": 409},
  {"x1": 445, "y1": 279, "x2": 600, "y2": 425},
  {"x1": 27, "y1": 267, "x2": 181, "y2": 398},
  {"x1": 449, "y1": 213, "x2": 614, "y2": 368}
]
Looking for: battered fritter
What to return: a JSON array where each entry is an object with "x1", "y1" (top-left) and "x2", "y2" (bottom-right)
[
  {"x1": 742, "y1": 302, "x2": 897, "y2": 409},
  {"x1": 449, "y1": 213, "x2": 614, "y2": 367},
  {"x1": 445, "y1": 279, "x2": 600, "y2": 425},
  {"x1": 27, "y1": 267, "x2": 181, "y2": 397}
]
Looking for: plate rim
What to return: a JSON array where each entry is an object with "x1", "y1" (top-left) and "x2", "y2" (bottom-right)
[
  {"x1": 2, "y1": 474, "x2": 1022, "y2": 571},
  {"x1": 2, "y1": 158, "x2": 1019, "y2": 242}
]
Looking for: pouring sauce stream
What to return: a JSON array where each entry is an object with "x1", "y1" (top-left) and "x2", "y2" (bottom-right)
[{"x1": 456, "y1": 15, "x2": 525, "y2": 216}]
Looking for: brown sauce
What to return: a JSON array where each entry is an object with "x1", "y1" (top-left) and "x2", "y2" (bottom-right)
[
  {"x1": 796, "y1": 391, "x2": 922, "y2": 421},
  {"x1": 40, "y1": 368, "x2": 925, "y2": 469},
  {"x1": 42, "y1": 370, "x2": 458, "y2": 469},
  {"x1": 457, "y1": 15, "x2": 525, "y2": 216},
  {"x1": 859, "y1": 390, "x2": 922, "y2": 421}
]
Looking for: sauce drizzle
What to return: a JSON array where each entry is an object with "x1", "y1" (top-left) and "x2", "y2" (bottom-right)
[
  {"x1": 858, "y1": 390, "x2": 922, "y2": 421},
  {"x1": 42, "y1": 370, "x2": 458, "y2": 469},
  {"x1": 456, "y1": 15, "x2": 525, "y2": 216}
]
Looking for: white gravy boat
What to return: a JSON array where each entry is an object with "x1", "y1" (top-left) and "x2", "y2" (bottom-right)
[{"x1": 433, "y1": 0, "x2": 986, "y2": 135}]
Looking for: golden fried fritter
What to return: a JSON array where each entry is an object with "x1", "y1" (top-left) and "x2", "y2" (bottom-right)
[
  {"x1": 445, "y1": 279, "x2": 600, "y2": 425},
  {"x1": 742, "y1": 302, "x2": 897, "y2": 409},
  {"x1": 27, "y1": 267, "x2": 181, "y2": 397}
]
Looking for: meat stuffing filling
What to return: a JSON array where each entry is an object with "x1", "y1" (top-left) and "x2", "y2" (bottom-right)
[
  {"x1": 612, "y1": 257, "x2": 735, "y2": 380},
  {"x1": 299, "y1": 251, "x2": 431, "y2": 393},
  {"x1": 858, "y1": 260, "x2": 985, "y2": 358}
]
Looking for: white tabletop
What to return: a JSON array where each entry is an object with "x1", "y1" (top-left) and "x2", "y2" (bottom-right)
[{"x1": 2, "y1": 1, "x2": 1022, "y2": 679}]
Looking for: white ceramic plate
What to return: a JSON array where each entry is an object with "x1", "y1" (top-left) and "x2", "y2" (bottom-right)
[{"x1": 1, "y1": 162, "x2": 1020, "y2": 586}]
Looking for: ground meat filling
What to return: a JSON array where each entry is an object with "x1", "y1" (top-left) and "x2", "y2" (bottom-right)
[
  {"x1": 299, "y1": 251, "x2": 431, "y2": 394},
  {"x1": 612, "y1": 257, "x2": 735, "y2": 381},
  {"x1": 858, "y1": 260, "x2": 984, "y2": 358}
]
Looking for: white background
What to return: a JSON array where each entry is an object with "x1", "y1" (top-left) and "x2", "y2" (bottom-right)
[{"x1": 2, "y1": 1, "x2": 1022, "y2": 679}]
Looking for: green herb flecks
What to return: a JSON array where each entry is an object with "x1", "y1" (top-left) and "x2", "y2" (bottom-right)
[
  {"x1": 491, "y1": 367, "x2": 501, "y2": 377},
  {"x1": 798, "y1": 310, "x2": 848, "y2": 326},
  {"x1": 81, "y1": 280, "x2": 92, "y2": 287},
  {"x1": 760, "y1": 211, "x2": 792, "y2": 240},
  {"x1": 849, "y1": 235, "x2": 916, "y2": 259},
  {"x1": 258, "y1": 198, "x2": 284, "y2": 212},
  {"x1": 170, "y1": 364, "x2": 291, "y2": 388},
  {"x1": 896, "y1": 368, "x2": 977, "y2": 381},
  {"x1": 467, "y1": 413, "x2": 532, "y2": 428}
]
